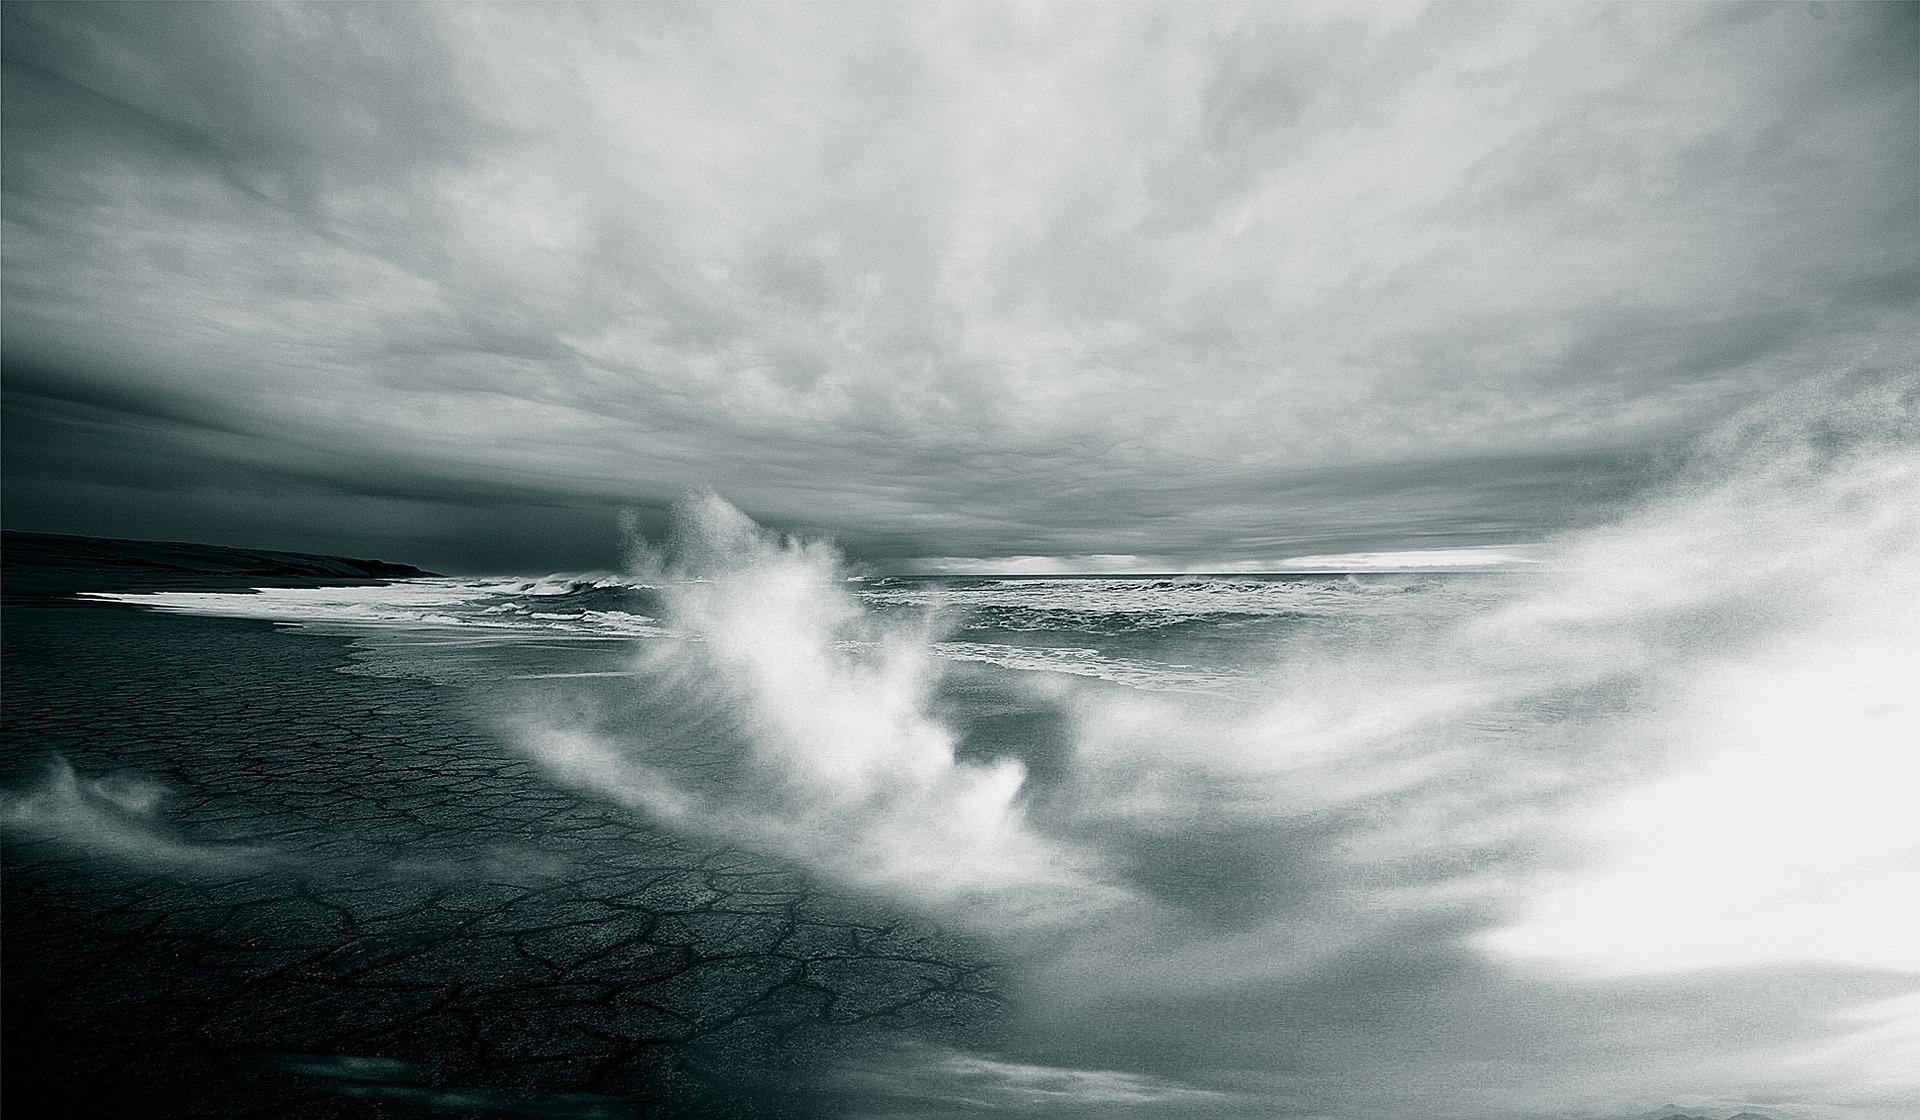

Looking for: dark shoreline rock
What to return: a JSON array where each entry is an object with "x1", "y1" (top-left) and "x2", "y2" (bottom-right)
[{"x1": 1, "y1": 529, "x2": 438, "y2": 604}]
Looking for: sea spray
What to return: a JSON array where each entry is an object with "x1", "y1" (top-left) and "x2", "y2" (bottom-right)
[
  {"x1": 63, "y1": 371, "x2": 1920, "y2": 1115},
  {"x1": 0, "y1": 758, "x2": 272, "y2": 873},
  {"x1": 514, "y1": 371, "x2": 1920, "y2": 1115},
  {"x1": 521, "y1": 491, "x2": 1131, "y2": 927}
]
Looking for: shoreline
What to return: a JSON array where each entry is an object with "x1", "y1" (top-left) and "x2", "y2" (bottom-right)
[
  {"x1": 0, "y1": 595, "x2": 1002, "y2": 1117},
  {"x1": 1, "y1": 529, "x2": 437, "y2": 606}
]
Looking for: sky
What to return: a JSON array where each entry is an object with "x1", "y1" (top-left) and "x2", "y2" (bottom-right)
[{"x1": 2, "y1": 1, "x2": 1915, "y2": 573}]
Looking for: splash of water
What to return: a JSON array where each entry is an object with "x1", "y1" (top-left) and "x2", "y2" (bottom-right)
[
  {"x1": 521, "y1": 492, "x2": 1128, "y2": 925},
  {"x1": 0, "y1": 757, "x2": 271, "y2": 873},
  {"x1": 517, "y1": 370, "x2": 1919, "y2": 1115}
]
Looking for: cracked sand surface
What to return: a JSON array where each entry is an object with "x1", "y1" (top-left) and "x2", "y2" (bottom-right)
[{"x1": 2, "y1": 604, "x2": 1005, "y2": 1117}]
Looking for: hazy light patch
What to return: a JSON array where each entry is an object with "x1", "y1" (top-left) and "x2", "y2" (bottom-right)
[
  {"x1": 1480, "y1": 633, "x2": 1920, "y2": 976},
  {"x1": 1478, "y1": 379, "x2": 1920, "y2": 981}
]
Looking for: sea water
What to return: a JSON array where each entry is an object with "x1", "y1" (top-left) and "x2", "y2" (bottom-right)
[{"x1": 77, "y1": 373, "x2": 1920, "y2": 1118}]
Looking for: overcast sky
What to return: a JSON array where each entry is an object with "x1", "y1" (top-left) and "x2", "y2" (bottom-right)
[{"x1": 3, "y1": 1, "x2": 1915, "y2": 572}]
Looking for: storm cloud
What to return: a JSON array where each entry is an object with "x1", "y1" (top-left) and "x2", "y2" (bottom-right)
[{"x1": 3, "y1": 2, "x2": 1915, "y2": 570}]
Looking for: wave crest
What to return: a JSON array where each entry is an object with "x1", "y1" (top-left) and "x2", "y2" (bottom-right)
[{"x1": 520, "y1": 492, "x2": 1127, "y2": 926}]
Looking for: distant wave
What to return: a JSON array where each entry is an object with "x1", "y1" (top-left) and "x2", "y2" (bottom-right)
[
  {"x1": 89, "y1": 572, "x2": 1402, "y2": 691},
  {"x1": 82, "y1": 578, "x2": 670, "y2": 638}
]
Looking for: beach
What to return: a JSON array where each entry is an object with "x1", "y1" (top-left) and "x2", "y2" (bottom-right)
[
  {"x1": 5, "y1": 468, "x2": 1917, "y2": 1120},
  {"x1": 1, "y1": 595, "x2": 1002, "y2": 1118}
]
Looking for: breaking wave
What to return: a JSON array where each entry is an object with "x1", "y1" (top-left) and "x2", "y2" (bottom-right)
[
  {"x1": 82, "y1": 576, "x2": 672, "y2": 638},
  {"x1": 517, "y1": 369, "x2": 1919, "y2": 1116},
  {"x1": 520, "y1": 493, "x2": 1128, "y2": 925},
  {"x1": 53, "y1": 367, "x2": 1920, "y2": 1116}
]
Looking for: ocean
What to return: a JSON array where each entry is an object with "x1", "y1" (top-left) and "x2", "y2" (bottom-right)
[
  {"x1": 11, "y1": 377, "x2": 1918, "y2": 1118},
  {"x1": 59, "y1": 436, "x2": 1920, "y2": 1119},
  {"x1": 82, "y1": 567, "x2": 1499, "y2": 694}
]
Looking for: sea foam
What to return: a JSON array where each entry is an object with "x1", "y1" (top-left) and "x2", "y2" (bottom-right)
[{"x1": 516, "y1": 370, "x2": 1920, "y2": 1115}]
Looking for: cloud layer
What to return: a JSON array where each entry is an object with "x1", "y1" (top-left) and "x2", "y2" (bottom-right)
[{"x1": 4, "y1": 2, "x2": 1915, "y2": 569}]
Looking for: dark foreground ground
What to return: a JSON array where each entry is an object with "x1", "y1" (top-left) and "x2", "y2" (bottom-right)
[{"x1": 1, "y1": 599, "x2": 1004, "y2": 1118}]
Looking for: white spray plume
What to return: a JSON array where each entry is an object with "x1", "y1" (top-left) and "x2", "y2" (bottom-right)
[
  {"x1": 523, "y1": 491, "x2": 1127, "y2": 927},
  {"x1": 516, "y1": 371, "x2": 1918, "y2": 1116}
]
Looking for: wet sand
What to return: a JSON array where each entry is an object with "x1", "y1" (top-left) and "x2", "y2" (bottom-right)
[{"x1": 1, "y1": 601, "x2": 1003, "y2": 1117}]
